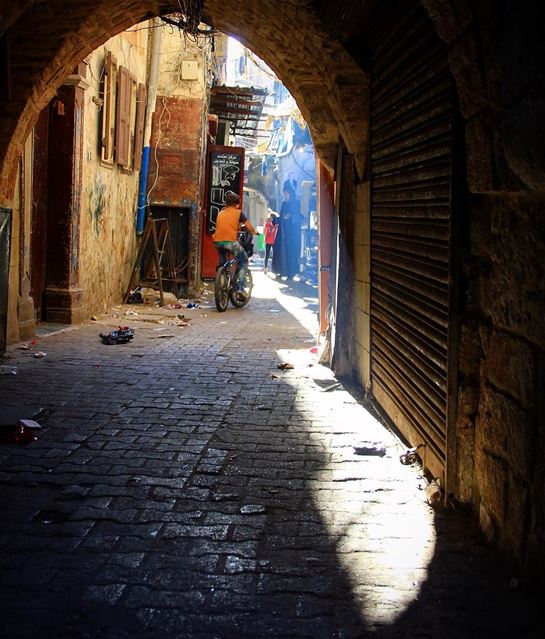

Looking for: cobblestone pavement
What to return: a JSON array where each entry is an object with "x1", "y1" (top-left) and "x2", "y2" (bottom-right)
[{"x1": 0, "y1": 271, "x2": 541, "y2": 638}]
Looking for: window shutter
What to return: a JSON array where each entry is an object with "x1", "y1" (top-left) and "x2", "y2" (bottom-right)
[
  {"x1": 116, "y1": 65, "x2": 131, "y2": 167},
  {"x1": 127, "y1": 78, "x2": 137, "y2": 168},
  {"x1": 101, "y1": 51, "x2": 117, "y2": 164},
  {"x1": 133, "y1": 83, "x2": 147, "y2": 170}
]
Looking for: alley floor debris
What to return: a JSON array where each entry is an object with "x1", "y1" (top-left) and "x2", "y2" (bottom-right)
[{"x1": 0, "y1": 271, "x2": 541, "y2": 638}]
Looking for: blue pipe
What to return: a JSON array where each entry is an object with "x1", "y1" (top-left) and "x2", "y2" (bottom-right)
[{"x1": 136, "y1": 146, "x2": 151, "y2": 235}]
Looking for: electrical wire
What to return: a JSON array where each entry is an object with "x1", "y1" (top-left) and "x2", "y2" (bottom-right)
[
  {"x1": 146, "y1": 96, "x2": 172, "y2": 203},
  {"x1": 244, "y1": 48, "x2": 278, "y2": 82},
  {"x1": 126, "y1": 23, "x2": 164, "y2": 33},
  {"x1": 86, "y1": 58, "x2": 106, "y2": 111},
  {"x1": 141, "y1": 16, "x2": 215, "y2": 213}
]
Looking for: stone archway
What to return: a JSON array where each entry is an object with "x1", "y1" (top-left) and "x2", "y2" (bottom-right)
[
  {"x1": 1, "y1": 0, "x2": 544, "y2": 201},
  {"x1": 2, "y1": 0, "x2": 545, "y2": 577},
  {"x1": 0, "y1": 0, "x2": 369, "y2": 204}
]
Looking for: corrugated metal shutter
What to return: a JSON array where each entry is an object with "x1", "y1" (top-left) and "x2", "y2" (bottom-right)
[{"x1": 370, "y1": 0, "x2": 454, "y2": 480}]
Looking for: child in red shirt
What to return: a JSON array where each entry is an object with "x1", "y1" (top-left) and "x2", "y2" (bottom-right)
[{"x1": 263, "y1": 211, "x2": 279, "y2": 274}]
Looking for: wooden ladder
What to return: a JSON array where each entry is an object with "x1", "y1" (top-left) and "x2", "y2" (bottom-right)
[{"x1": 124, "y1": 217, "x2": 179, "y2": 306}]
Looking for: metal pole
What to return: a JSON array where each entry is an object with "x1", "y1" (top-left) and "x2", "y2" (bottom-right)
[{"x1": 136, "y1": 18, "x2": 162, "y2": 235}]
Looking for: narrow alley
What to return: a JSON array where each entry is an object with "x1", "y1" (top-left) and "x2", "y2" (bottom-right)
[{"x1": 0, "y1": 272, "x2": 539, "y2": 639}]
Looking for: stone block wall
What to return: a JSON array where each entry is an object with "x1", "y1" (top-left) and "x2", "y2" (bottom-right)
[
  {"x1": 78, "y1": 31, "x2": 147, "y2": 317},
  {"x1": 460, "y1": 193, "x2": 545, "y2": 572},
  {"x1": 6, "y1": 164, "x2": 22, "y2": 345}
]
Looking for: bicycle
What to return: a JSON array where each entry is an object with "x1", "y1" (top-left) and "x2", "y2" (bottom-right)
[{"x1": 214, "y1": 232, "x2": 254, "y2": 313}]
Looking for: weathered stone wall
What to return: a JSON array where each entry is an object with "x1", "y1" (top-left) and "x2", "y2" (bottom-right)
[
  {"x1": 6, "y1": 134, "x2": 38, "y2": 344},
  {"x1": 6, "y1": 163, "x2": 22, "y2": 345},
  {"x1": 421, "y1": 0, "x2": 545, "y2": 194},
  {"x1": 463, "y1": 194, "x2": 545, "y2": 572},
  {"x1": 78, "y1": 30, "x2": 148, "y2": 316}
]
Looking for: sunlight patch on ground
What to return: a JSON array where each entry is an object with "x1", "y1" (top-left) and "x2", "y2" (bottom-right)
[
  {"x1": 275, "y1": 350, "x2": 436, "y2": 628},
  {"x1": 252, "y1": 271, "x2": 318, "y2": 335},
  {"x1": 308, "y1": 393, "x2": 436, "y2": 626}
]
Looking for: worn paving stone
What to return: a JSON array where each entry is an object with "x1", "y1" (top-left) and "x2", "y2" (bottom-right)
[{"x1": 0, "y1": 272, "x2": 541, "y2": 638}]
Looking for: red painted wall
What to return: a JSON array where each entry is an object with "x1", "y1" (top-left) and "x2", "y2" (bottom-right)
[
  {"x1": 148, "y1": 96, "x2": 205, "y2": 290},
  {"x1": 318, "y1": 160, "x2": 334, "y2": 334},
  {"x1": 200, "y1": 145, "x2": 245, "y2": 280},
  {"x1": 148, "y1": 97, "x2": 203, "y2": 205}
]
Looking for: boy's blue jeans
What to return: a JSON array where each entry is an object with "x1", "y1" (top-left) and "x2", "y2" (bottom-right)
[{"x1": 215, "y1": 240, "x2": 248, "y2": 286}]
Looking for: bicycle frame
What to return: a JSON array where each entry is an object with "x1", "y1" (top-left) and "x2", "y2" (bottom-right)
[
  {"x1": 214, "y1": 248, "x2": 253, "y2": 312},
  {"x1": 221, "y1": 255, "x2": 239, "y2": 290}
]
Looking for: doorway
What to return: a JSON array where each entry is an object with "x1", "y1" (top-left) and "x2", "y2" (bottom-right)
[
  {"x1": 149, "y1": 205, "x2": 191, "y2": 284},
  {"x1": 30, "y1": 107, "x2": 50, "y2": 320}
]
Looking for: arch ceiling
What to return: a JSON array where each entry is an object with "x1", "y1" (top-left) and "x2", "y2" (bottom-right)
[
  {"x1": 2, "y1": 0, "x2": 541, "y2": 196},
  {"x1": 0, "y1": 0, "x2": 369, "y2": 201}
]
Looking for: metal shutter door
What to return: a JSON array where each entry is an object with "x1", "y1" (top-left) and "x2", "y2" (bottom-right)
[{"x1": 370, "y1": 0, "x2": 454, "y2": 480}]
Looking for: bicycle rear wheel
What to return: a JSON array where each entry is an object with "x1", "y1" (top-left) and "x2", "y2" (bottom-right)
[
  {"x1": 229, "y1": 269, "x2": 253, "y2": 308},
  {"x1": 214, "y1": 267, "x2": 229, "y2": 312}
]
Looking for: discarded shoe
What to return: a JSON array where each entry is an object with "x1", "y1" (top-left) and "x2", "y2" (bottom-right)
[
  {"x1": 277, "y1": 362, "x2": 294, "y2": 370},
  {"x1": 0, "y1": 423, "x2": 38, "y2": 445},
  {"x1": 127, "y1": 287, "x2": 143, "y2": 304},
  {"x1": 99, "y1": 326, "x2": 135, "y2": 345},
  {"x1": 399, "y1": 443, "x2": 425, "y2": 465}
]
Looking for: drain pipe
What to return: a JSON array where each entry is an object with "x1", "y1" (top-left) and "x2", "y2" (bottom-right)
[{"x1": 136, "y1": 17, "x2": 162, "y2": 234}]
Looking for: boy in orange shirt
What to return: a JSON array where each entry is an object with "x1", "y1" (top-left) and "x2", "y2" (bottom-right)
[{"x1": 213, "y1": 191, "x2": 257, "y2": 292}]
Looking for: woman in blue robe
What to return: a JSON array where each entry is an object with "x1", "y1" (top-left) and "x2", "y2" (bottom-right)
[{"x1": 273, "y1": 188, "x2": 301, "y2": 278}]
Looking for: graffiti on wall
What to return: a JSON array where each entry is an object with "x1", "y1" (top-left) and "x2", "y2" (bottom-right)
[{"x1": 88, "y1": 175, "x2": 106, "y2": 237}]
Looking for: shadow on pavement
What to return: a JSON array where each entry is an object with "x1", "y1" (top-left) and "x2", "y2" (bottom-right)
[{"x1": 0, "y1": 277, "x2": 541, "y2": 638}]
